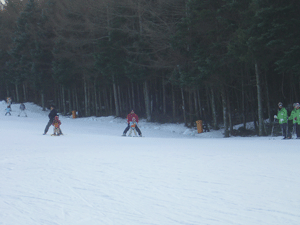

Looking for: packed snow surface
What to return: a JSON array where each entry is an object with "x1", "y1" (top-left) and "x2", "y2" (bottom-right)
[{"x1": 1, "y1": 101, "x2": 300, "y2": 225}]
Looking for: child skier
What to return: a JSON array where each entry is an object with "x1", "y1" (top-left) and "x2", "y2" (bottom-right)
[
  {"x1": 18, "y1": 103, "x2": 27, "y2": 117},
  {"x1": 5, "y1": 105, "x2": 11, "y2": 116},
  {"x1": 51, "y1": 116, "x2": 63, "y2": 136},
  {"x1": 128, "y1": 117, "x2": 138, "y2": 136}
]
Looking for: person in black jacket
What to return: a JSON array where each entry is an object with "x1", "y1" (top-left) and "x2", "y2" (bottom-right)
[{"x1": 43, "y1": 105, "x2": 58, "y2": 135}]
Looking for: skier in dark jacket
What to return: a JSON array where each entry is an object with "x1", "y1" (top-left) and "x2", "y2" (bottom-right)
[{"x1": 43, "y1": 105, "x2": 58, "y2": 135}]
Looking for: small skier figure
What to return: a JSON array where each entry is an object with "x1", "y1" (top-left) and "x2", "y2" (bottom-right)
[
  {"x1": 293, "y1": 103, "x2": 300, "y2": 139},
  {"x1": 128, "y1": 117, "x2": 138, "y2": 136},
  {"x1": 18, "y1": 103, "x2": 27, "y2": 117},
  {"x1": 274, "y1": 102, "x2": 289, "y2": 139},
  {"x1": 5, "y1": 105, "x2": 11, "y2": 116},
  {"x1": 289, "y1": 103, "x2": 299, "y2": 137},
  {"x1": 51, "y1": 116, "x2": 62, "y2": 136},
  {"x1": 43, "y1": 105, "x2": 58, "y2": 135},
  {"x1": 122, "y1": 110, "x2": 142, "y2": 137},
  {"x1": 6, "y1": 97, "x2": 12, "y2": 107}
]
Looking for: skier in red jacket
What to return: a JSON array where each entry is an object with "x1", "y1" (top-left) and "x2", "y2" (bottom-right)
[{"x1": 122, "y1": 110, "x2": 142, "y2": 137}]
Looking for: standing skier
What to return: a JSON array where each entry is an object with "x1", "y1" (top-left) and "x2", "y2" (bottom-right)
[
  {"x1": 293, "y1": 103, "x2": 300, "y2": 139},
  {"x1": 43, "y1": 105, "x2": 58, "y2": 135},
  {"x1": 5, "y1": 105, "x2": 11, "y2": 116},
  {"x1": 274, "y1": 102, "x2": 288, "y2": 139},
  {"x1": 122, "y1": 110, "x2": 142, "y2": 137},
  {"x1": 18, "y1": 103, "x2": 27, "y2": 117},
  {"x1": 288, "y1": 103, "x2": 299, "y2": 137}
]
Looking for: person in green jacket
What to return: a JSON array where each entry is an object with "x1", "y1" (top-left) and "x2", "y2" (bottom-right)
[
  {"x1": 294, "y1": 103, "x2": 300, "y2": 138},
  {"x1": 289, "y1": 103, "x2": 299, "y2": 137},
  {"x1": 274, "y1": 102, "x2": 288, "y2": 139}
]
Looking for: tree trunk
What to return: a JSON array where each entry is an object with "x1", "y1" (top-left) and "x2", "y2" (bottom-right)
[
  {"x1": 118, "y1": 85, "x2": 122, "y2": 114},
  {"x1": 189, "y1": 91, "x2": 193, "y2": 125},
  {"x1": 127, "y1": 85, "x2": 131, "y2": 111},
  {"x1": 197, "y1": 90, "x2": 203, "y2": 119},
  {"x1": 131, "y1": 82, "x2": 135, "y2": 110},
  {"x1": 211, "y1": 88, "x2": 217, "y2": 129},
  {"x1": 74, "y1": 87, "x2": 78, "y2": 112},
  {"x1": 84, "y1": 78, "x2": 88, "y2": 117},
  {"x1": 23, "y1": 83, "x2": 27, "y2": 102},
  {"x1": 242, "y1": 72, "x2": 246, "y2": 129},
  {"x1": 227, "y1": 89, "x2": 233, "y2": 134},
  {"x1": 62, "y1": 86, "x2": 66, "y2": 115},
  {"x1": 194, "y1": 90, "x2": 199, "y2": 120},
  {"x1": 94, "y1": 81, "x2": 98, "y2": 117},
  {"x1": 112, "y1": 75, "x2": 119, "y2": 117},
  {"x1": 68, "y1": 89, "x2": 71, "y2": 114},
  {"x1": 98, "y1": 90, "x2": 102, "y2": 116},
  {"x1": 221, "y1": 87, "x2": 229, "y2": 137},
  {"x1": 137, "y1": 84, "x2": 141, "y2": 112},
  {"x1": 15, "y1": 83, "x2": 19, "y2": 103},
  {"x1": 172, "y1": 84, "x2": 176, "y2": 121},
  {"x1": 264, "y1": 72, "x2": 271, "y2": 122},
  {"x1": 109, "y1": 88, "x2": 113, "y2": 115},
  {"x1": 255, "y1": 61, "x2": 264, "y2": 136},
  {"x1": 41, "y1": 91, "x2": 45, "y2": 111},
  {"x1": 144, "y1": 80, "x2": 151, "y2": 121},
  {"x1": 181, "y1": 88, "x2": 187, "y2": 126},
  {"x1": 162, "y1": 78, "x2": 166, "y2": 115},
  {"x1": 103, "y1": 88, "x2": 109, "y2": 115},
  {"x1": 6, "y1": 83, "x2": 9, "y2": 98}
]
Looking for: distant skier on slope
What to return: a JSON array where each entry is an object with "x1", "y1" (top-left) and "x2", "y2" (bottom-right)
[
  {"x1": 274, "y1": 102, "x2": 289, "y2": 139},
  {"x1": 5, "y1": 105, "x2": 11, "y2": 116},
  {"x1": 51, "y1": 116, "x2": 63, "y2": 136},
  {"x1": 293, "y1": 103, "x2": 300, "y2": 139},
  {"x1": 288, "y1": 103, "x2": 299, "y2": 137},
  {"x1": 43, "y1": 105, "x2": 58, "y2": 135},
  {"x1": 122, "y1": 110, "x2": 142, "y2": 137},
  {"x1": 18, "y1": 103, "x2": 27, "y2": 117}
]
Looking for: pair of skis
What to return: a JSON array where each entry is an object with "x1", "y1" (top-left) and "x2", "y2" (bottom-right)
[
  {"x1": 128, "y1": 127, "x2": 138, "y2": 137},
  {"x1": 122, "y1": 127, "x2": 142, "y2": 137},
  {"x1": 271, "y1": 118, "x2": 295, "y2": 139}
]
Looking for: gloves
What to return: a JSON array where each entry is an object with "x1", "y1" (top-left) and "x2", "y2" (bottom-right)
[
  {"x1": 280, "y1": 119, "x2": 283, "y2": 122},
  {"x1": 274, "y1": 115, "x2": 277, "y2": 119},
  {"x1": 295, "y1": 118, "x2": 297, "y2": 121}
]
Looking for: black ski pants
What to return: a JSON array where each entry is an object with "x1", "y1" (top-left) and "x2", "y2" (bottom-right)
[
  {"x1": 296, "y1": 124, "x2": 300, "y2": 138},
  {"x1": 280, "y1": 123, "x2": 288, "y2": 138},
  {"x1": 44, "y1": 119, "x2": 54, "y2": 134},
  {"x1": 123, "y1": 123, "x2": 141, "y2": 135}
]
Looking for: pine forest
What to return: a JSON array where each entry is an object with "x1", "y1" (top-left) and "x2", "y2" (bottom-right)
[{"x1": 0, "y1": 0, "x2": 300, "y2": 137}]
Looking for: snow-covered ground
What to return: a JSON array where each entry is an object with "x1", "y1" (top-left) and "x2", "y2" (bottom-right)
[{"x1": 0, "y1": 101, "x2": 300, "y2": 225}]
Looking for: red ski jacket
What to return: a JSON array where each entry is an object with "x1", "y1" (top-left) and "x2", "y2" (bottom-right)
[
  {"x1": 127, "y1": 113, "x2": 139, "y2": 123},
  {"x1": 52, "y1": 116, "x2": 61, "y2": 128}
]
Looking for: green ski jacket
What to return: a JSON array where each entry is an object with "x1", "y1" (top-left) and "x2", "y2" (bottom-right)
[
  {"x1": 289, "y1": 108, "x2": 299, "y2": 124},
  {"x1": 277, "y1": 107, "x2": 288, "y2": 124}
]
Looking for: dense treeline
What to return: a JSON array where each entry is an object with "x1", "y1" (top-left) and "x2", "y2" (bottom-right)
[{"x1": 0, "y1": 0, "x2": 300, "y2": 136}]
